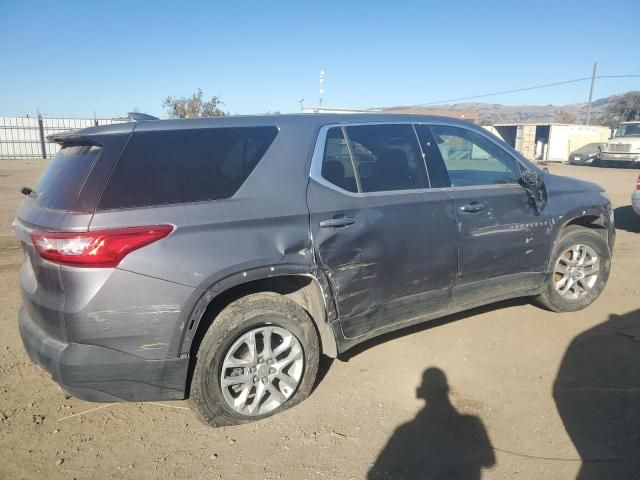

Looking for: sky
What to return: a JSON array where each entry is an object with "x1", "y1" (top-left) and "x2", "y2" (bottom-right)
[{"x1": 1, "y1": 0, "x2": 639, "y2": 118}]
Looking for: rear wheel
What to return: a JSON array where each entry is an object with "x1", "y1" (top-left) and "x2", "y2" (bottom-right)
[
  {"x1": 189, "y1": 293, "x2": 320, "y2": 427},
  {"x1": 536, "y1": 226, "x2": 611, "y2": 312}
]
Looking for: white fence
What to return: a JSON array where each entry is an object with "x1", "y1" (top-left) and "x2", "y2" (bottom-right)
[{"x1": 0, "y1": 116, "x2": 128, "y2": 159}]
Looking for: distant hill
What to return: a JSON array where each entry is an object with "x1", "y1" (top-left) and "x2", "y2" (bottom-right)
[{"x1": 386, "y1": 95, "x2": 617, "y2": 124}]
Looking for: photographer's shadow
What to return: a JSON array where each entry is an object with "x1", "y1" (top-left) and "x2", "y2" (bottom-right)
[{"x1": 368, "y1": 368, "x2": 495, "y2": 480}]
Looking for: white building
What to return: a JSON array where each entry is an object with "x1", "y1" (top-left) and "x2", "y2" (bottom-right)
[{"x1": 484, "y1": 122, "x2": 611, "y2": 162}]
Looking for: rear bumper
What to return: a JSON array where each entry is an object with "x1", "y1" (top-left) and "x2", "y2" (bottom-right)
[{"x1": 19, "y1": 308, "x2": 189, "y2": 402}]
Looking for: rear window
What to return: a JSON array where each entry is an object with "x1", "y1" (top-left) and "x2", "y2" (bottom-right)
[
  {"x1": 97, "y1": 127, "x2": 278, "y2": 210},
  {"x1": 34, "y1": 145, "x2": 102, "y2": 210}
]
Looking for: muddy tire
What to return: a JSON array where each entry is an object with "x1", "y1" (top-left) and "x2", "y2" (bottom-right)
[
  {"x1": 189, "y1": 293, "x2": 319, "y2": 427},
  {"x1": 536, "y1": 226, "x2": 611, "y2": 312}
]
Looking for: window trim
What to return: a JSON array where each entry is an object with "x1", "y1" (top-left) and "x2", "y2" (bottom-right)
[
  {"x1": 311, "y1": 122, "x2": 433, "y2": 197},
  {"x1": 310, "y1": 121, "x2": 529, "y2": 196}
]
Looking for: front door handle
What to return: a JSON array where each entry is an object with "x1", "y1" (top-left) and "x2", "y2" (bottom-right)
[
  {"x1": 319, "y1": 217, "x2": 356, "y2": 228},
  {"x1": 460, "y1": 202, "x2": 484, "y2": 213}
]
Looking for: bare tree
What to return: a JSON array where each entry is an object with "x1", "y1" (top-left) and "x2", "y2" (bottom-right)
[
  {"x1": 557, "y1": 110, "x2": 577, "y2": 124},
  {"x1": 606, "y1": 91, "x2": 640, "y2": 122},
  {"x1": 162, "y1": 89, "x2": 226, "y2": 118}
]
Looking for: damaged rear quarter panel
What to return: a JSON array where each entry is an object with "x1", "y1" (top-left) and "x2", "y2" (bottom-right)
[
  {"x1": 61, "y1": 268, "x2": 194, "y2": 360},
  {"x1": 87, "y1": 118, "x2": 319, "y2": 355}
]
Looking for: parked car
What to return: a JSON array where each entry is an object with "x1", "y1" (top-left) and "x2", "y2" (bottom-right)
[
  {"x1": 14, "y1": 114, "x2": 615, "y2": 427},
  {"x1": 568, "y1": 142, "x2": 605, "y2": 165},
  {"x1": 633, "y1": 174, "x2": 640, "y2": 215},
  {"x1": 597, "y1": 121, "x2": 640, "y2": 167}
]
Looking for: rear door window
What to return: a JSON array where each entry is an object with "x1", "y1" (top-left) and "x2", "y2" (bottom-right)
[
  {"x1": 97, "y1": 127, "x2": 278, "y2": 210},
  {"x1": 429, "y1": 125, "x2": 521, "y2": 187},
  {"x1": 319, "y1": 124, "x2": 429, "y2": 193},
  {"x1": 345, "y1": 124, "x2": 428, "y2": 193},
  {"x1": 33, "y1": 145, "x2": 102, "y2": 210}
]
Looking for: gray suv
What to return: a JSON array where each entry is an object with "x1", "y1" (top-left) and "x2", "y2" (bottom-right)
[{"x1": 14, "y1": 114, "x2": 615, "y2": 426}]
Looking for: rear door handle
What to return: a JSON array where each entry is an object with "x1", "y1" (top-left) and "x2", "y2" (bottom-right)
[
  {"x1": 460, "y1": 202, "x2": 484, "y2": 213},
  {"x1": 319, "y1": 217, "x2": 356, "y2": 228}
]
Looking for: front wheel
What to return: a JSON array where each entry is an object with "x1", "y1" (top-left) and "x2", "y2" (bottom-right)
[
  {"x1": 189, "y1": 293, "x2": 320, "y2": 427},
  {"x1": 536, "y1": 226, "x2": 611, "y2": 312}
]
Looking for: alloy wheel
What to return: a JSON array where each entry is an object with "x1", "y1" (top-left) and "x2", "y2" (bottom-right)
[
  {"x1": 553, "y1": 244, "x2": 600, "y2": 300},
  {"x1": 219, "y1": 326, "x2": 304, "y2": 416}
]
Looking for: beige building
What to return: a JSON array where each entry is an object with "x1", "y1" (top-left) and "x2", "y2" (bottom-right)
[{"x1": 484, "y1": 123, "x2": 611, "y2": 162}]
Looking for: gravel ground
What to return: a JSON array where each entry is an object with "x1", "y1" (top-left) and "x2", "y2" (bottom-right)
[{"x1": 0, "y1": 160, "x2": 638, "y2": 480}]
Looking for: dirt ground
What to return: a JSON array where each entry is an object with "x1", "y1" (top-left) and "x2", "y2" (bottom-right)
[{"x1": 0, "y1": 160, "x2": 638, "y2": 480}]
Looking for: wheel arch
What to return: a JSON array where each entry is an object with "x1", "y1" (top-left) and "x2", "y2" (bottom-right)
[
  {"x1": 558, "y1": 211, "x2": 610, "y2": 246},
  {"x1": 181, "y1": 270, "x2": 338, "y2": 363}
]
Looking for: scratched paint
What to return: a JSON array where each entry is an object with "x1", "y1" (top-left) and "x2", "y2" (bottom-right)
[{"x1": 88, "y1": 305, "x2": 180, "y2": 322}]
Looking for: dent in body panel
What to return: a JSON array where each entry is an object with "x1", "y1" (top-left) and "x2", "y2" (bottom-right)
[
  {"x1": 61, "y1": 268, "x2": 194, "y2": 360},
  {"x1": 307, "y1": 179, "x2": 459, "y2": 339},
  {"x1": 450, "y1": 187, "x2": 548, "y2": 284}
]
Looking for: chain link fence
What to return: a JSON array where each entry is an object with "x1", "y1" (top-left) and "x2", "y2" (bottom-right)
[{"x1": 0, "y1": 115, "x2": 128, "y2": 159}]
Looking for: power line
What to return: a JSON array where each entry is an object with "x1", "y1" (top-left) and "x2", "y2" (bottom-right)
[{"x1": 418, "y1": 74, "x2": 640, "y2": 106}]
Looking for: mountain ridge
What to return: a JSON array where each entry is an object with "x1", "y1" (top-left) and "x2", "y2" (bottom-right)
[{"x1": 385, "y1": 95, "x2": 616, "y2": 124}]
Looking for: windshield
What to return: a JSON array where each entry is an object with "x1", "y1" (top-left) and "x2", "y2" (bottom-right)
[{"x1": 615, "y1": 123, "x2": 640, "y2": 137}]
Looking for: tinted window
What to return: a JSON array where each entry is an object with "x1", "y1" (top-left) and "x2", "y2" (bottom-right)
[
  {"x1": 34, "y1": 145, "x2": 101, "y2": 210},
  {"x1": 429, "y1": 125, "x2": 520, "y2": 187},
  {"x1": 321, "y1": 128, "x2": 358, "y2": 192},
  {"x1": 98, "y1": 127, "x2": 278, "y2": 209},
  {"x1": 345, "y1": 124, "x2": 428, "y2": 192}
]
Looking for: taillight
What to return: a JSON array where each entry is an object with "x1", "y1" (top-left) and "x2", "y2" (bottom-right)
[
  {"x1": 31, "y1": 225, "x2": 173, "y2": 268},
  {"x1": 636, "y1": 174, "x2": 640, "y2": 190}
]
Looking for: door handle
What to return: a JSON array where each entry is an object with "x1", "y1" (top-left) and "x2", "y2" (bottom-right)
[
  {"x1": 460, "y1": 202, "x2": 484, "y2": 213},
  {"x1": 319, "y1": 217, "x2": 356, "y2": 228}
]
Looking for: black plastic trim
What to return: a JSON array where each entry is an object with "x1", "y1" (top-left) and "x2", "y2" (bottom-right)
[{"x1": 19, "y1": 308, "x2": 188, "y2": 402}]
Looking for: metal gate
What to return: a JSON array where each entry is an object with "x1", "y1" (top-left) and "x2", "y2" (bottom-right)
[{"x1": 0, "y1": 115, "x2": 127, "y2": 159}]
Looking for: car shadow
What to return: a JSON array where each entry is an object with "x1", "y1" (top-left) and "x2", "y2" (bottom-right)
[
  {"x1": 340, "y1": 297, "x2": 531, "y2": 361},
  {"x1": 368, "y1": 368, "x2": 495, "y2": 479},
  {"x1": 553, "y1": 309, "x2": 640, "y2": 478},
  {"x1": 614, "y1": 205, "x2": 640, "y2": 233},
  {"x1": 312, "y1": 355, "x2": 334, "y2": 394}
]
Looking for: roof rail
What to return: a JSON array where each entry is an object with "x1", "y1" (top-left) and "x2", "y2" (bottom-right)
[{"x1": 127, "y1": 112, "x2": 159, "y2": 122}]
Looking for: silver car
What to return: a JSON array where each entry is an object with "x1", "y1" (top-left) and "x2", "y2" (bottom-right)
[{"x1": 633, "y1": 174, "x2": 640, "y2": 215}]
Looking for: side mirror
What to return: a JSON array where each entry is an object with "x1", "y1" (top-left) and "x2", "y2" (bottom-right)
[
  {"x1": 520, "y1": 170, "x2": 542, "y2": 187},
  {"x1": 519, "y1": 170, "x2": 547, "y2": 214}
]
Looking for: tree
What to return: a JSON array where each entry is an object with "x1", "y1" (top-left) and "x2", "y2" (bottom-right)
[
  {"x1": 162, "y1": 88, "x2": 225, "y2": 118},
  {"x1": 606, "y1": 91, "x2": 640, "y2": 123},
  {"x1": 557, "y1": 110, "x2": 577, "y2": 124}
]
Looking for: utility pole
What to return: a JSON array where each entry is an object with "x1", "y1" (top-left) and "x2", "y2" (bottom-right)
[{"x1": 586, "y1": 62, "x2": 597, "y2": 125}]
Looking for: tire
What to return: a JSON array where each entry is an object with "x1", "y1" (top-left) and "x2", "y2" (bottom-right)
[
  {"x1": 536, "y1": 226, "x2": 611, "y2": 312},
  {"x1": 189, "y1": 293, "x2": 320, "y2": 427}
]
